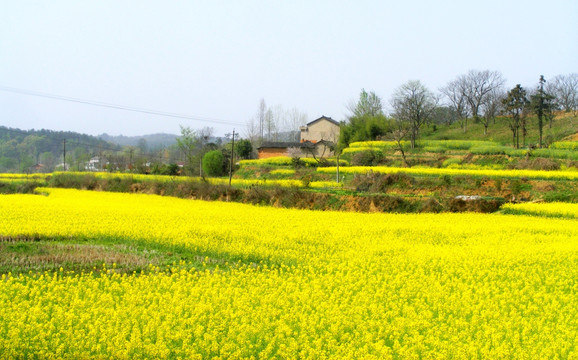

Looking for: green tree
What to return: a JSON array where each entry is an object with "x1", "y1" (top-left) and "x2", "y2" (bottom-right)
[
  {"x1": 338, "y1": 89, "x2": 393, "y2": 148},
  {"x1": 0, "y1": 156, "x2": 17, "y2": 172},
  {"x1": 530, "y1": 75, "x2": 557, "y2": 148},
  {"x1": 349, "y1": 89, "x2": 383, "y2": 118},
  {"x1": 176, "y1": 126, "x2": 213, "y2": 176},
  {"x1": 39, "y1": 152, "x2": 56, "y2": 171},
  {"x1": 202, "y1": 150, "x2": 225, "y2": 177},
  {"x1": 235, "y1": 139, "x2": 253, "y2": 159},
  {"x1": 502, "y1": 84, "x2": 529, "y2": 149},
  {"x1": 19, "y1": 154, "x2": 34, "y2": 173},
  {"x1": 176, "y1": 126, "x2": 200, "y2": 175}
]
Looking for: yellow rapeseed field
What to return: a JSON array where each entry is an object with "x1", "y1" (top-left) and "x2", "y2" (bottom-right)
[
  {"x1": 0, "y1": 173, "x2": 50, "y2": 180},
  {"x1": 1, "y1": 188, "x2": 578, "y2": 359},
  {"x1": 318, "y1": 165, "x2": 578, "y2": 180},
  {"x1": 501, "y1": 202, "x2": 578, "y2": 219}
]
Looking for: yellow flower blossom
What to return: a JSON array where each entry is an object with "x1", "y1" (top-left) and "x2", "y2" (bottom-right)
[{"x1": 0, "y1": 188, "x2": 577, "y2": 358}]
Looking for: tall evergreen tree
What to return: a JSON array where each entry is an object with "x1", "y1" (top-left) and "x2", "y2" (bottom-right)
[
  {"x1": 530, "y1": 75, "x2": 556, "y2": 148},
  {"x1": 502, "y1": 85, "x2": 528, "y2": 149}
]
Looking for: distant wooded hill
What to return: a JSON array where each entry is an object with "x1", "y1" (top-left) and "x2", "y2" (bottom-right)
[
  {"x1": 98, "y1": 133, "x2": 178, "y2": 149},
  {"x1": 0, "y1": 126, "x2": 119, "y2": 173}
]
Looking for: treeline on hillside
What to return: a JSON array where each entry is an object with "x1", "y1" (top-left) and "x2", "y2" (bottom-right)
[
  {"x1": 98, "y1": 133, "x2": 178, "y2": 149},
  {"x1": 0, "y1": 124, "x2": 254, "y2": 176},
  {"x1": 337, "y1": 71, "x2": 578, "y2": 152},
  {"x1": 0, "y1": 127, "x2": 186, "y2": 173},
  {"x1": 0, "y1": 127, "x2": 118, "y2": 173}
]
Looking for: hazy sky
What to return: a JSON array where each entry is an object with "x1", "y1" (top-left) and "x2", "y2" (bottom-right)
[{"x1": 1, "y1": 1, "x2": 576, "y2": 137}]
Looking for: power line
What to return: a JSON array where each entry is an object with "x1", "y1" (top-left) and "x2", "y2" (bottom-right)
[{"x1": 0, "y1": 85, "x2": 245, "y2": 126}]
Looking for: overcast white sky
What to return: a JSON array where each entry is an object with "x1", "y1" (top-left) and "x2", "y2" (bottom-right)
[{"x1": 1, "y1": 1, "x2": 576, "y2": 137}]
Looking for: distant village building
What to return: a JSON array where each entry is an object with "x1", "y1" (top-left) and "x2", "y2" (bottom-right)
[
  {"x1": 258, "y1": 142, "x2": 300, "y2": 159},
  {"x1": 257, "y1": 116, "x2": 340, "y2": 159},
  {"x1": 85, "y1": 156, "x2": 107, "y2": 172},
  {"x1": 299, "y1": 115, "x2": 340, "y2": 144}
]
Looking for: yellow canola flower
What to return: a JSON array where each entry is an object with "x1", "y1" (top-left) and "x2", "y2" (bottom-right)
[
  {"x1": 347, "y1": 140, "x2": 497, "y2": 150},
  {"x1": 0, "y1": 173, "x2": 50, "y2": 180},
  {"x1": 239, "y1": 156, "x2": 348, "y2": 167},
  {"x1": 501, "y1": 202, "x2": 578, "y2": 219},
  {"x1": 550, "y1": 141, "x2": 578, "y2": 150},
  {"x1": 0, "y1": 188, "x2": 577, "y2": 359},
  {"x1": 269, "y1": 169, "x2": 295, "y2": 175},
  {"x1": 317, "y1": 165, "x2": 578, "y2": 180}
]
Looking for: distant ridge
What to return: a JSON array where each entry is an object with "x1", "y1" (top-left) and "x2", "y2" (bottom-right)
[{"x1": 98, "y1": 133, "x2": 179, "y2": 149}]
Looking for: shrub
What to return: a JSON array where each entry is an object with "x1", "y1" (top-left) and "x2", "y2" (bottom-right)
[
  {"x1": 494, "y1": 178, "x2": 502, "y2": 191},
  {"x1": 442, "y1": 158, "x2": 462, "y2": 167},
  {"x1": 351, "y1": 150, "x2": 385, "y2": 166},
  {"x1": 469, "y1": 146, "x2": 507, "y2": 155},
  {"x1": 448, "y1": 198, "x2": 503, "y2": 213},
  {"x1": 104, "y1": 176, "x2": 133, "y2": 193},
  {"x1": 533, "y1": 149, "x2": 578, "y2": 160},
  {"x1": 508, "y1": 158, "x2": 561, "y2": 171},
  {"x1": 162, "y1": 163, "x2": 180, "y2": 176},
  {"x1": 442, "y1": 175, "x2": 452, "y2": 186},
  {"x1": 245, "y1": 185, "x2": 272, "y2": 205},
  {"x1": 420, "y1": 198, "x2": 443, "y2": 213},
  {"x1": 351, "y1": 172, "x2": 414, "y2": 193},
  {"x1": 423, "y1": 146, "x2": 446, "y2": 153},
  {"x1": 202, "y1": 150, "x2": 225, "y2": 177},
  {"x1": 291, "y1": 157, "x2": 305, "y2": 169}
]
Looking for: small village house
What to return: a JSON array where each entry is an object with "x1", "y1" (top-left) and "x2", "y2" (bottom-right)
[
  {"x1": 299, "y1": 115, "x2": 340, "y2": 144},
  {"x1": 257, "y1": 116, "x2": 340, "y2": 159}
]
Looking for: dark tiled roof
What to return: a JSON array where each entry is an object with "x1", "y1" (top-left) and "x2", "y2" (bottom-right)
[
  {"x1": 258, "y1": 142, "x2": 301, "y2": 149},
  {"x1": 306, "y1": 115, "x2": 340, "y2": 127}
]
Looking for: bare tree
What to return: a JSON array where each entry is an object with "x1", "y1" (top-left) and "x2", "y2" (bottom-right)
[
  {"x1": 244, "y1": 116, "x2": 261, "y2": 145},
  {"x1": 258, "y1": 98, "x2": 266, "y2": 142},
  {"x1": 454, "y1": 70, "x2": 505, "y2": 132},
  {"x1": 285, "y1": 107, "x2": 308, "y2": 142},
  {"x1": 264, "y1": 109, "x2": 274, "y2": 141},
  {"x1": 480, "y1": 89, "x2": 504, "y2": 135},
  {"x1": 389, "y1": 127, "x2": 411, "y2": 167},
  {"x1": 391, "y1": 80, "x2": 437, "y2": 149},
  {"x1": 548, "y1": 73, "x2": 578, "y2": 117},
  {"x1": 440, "y1": 80, "x2": 470, "y2": 131},
  {"x1": 269, "y1": 105, "x2": 285, "y2": 141}
]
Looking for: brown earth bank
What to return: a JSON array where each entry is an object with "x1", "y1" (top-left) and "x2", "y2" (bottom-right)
[{"x1": 47, "y1": 173, "x2": 509, "y2": 214}]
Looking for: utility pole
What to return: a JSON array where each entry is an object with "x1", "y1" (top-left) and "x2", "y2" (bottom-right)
[
  {"x1": 229, "y1": 129, "x2": 235, "y2": 186},
  {"x1": 129, "y1": 148, "x2": 134, "y2": 171},
  {"x1": 63, "y1": 139, "x2": 66, "y2": 171},
  {"x1": 336, "y1": 152, "x2": 340, "y2": 183},
  {"x1": 199, "y1": 136, "x2": 208, "y2": 178},
  {"x1": 98, "y1": 143, "x2": 102, "y2": 171}
]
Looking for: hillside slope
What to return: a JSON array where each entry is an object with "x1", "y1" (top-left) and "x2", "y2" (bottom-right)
[{"x1": 420, "y1": 112, "x2": 576, "y2": 145}]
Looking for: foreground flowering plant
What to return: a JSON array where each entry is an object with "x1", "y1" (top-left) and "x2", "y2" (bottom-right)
[{"x1": 0, "y1": 188, "x2": 577, "y2": 359}]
